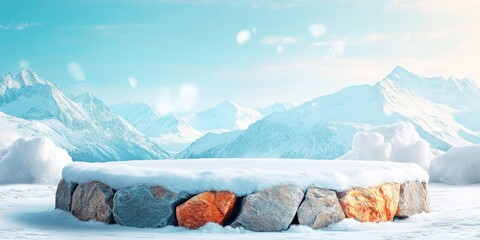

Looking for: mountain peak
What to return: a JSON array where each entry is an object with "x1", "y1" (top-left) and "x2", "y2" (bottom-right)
[
  {"x1": 218, "y1": 100, "x2": 238, "y2": 107},
  {"x1": 386, "y1": 65, "x2": 416, "y2": 81},
  {"x1": 16, "y1": 67, "x2": 46, "y2": 86},
  {"x1": 1, "y1": 68, "x2": 49, "y2": 95}
]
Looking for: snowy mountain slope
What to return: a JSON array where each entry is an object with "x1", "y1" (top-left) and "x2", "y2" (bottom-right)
[
  {"x1": 256, "y1": 102, "x2": 293, "y2": 117},
  {"x1": 175, "y1": 131, "x2": 243, "y2": 159},
  {"x1": 0, "y1": 69, "x2": 170, "y2": 161},
  {"x1": 111, "y1": 100, "x2": 293, "y2": 155},
  {"x1": 111, "y1": 101, "x2": 203, "y2": 153},
  {"x1": 186, "y1": 100, "x2": 262, "y2": 132},
  {"x1": 178, "y1": 66, "x2": 480, "y2": 159}
]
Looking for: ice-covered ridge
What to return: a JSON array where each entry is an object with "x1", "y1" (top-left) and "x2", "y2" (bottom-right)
[{"x1": 62, "y1": 159, "x2": 428, "y2": 196}]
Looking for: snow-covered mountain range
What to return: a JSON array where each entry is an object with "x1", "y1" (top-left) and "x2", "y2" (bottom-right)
[
  {"x1": 3, "y1": 66, "x2": 478, "y2": 161},
  {"x1": 111, "y1": 100, "x2": 292, "y2": 153},
  {"x1": 0, "y1": 68, "x2": 170, "y2": 161},
  {"x1": 186, "y1": 100, "x2": 262, "y2": 132},
  {"x1": 111, "y1": 101, "x2": 203, "y2": 153},
  {"x1": 177, "y1": 66, "x2": 480, "y2": 159}
]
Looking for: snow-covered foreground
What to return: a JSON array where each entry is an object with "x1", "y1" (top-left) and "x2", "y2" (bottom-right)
[{"x1": 0, "y1": 184, "x2": 478, "y2": 240}]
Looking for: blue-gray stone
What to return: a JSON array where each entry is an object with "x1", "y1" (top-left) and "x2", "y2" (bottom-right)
[
  {"x1": 55, "y1": 179, "x2": 78, "y2": 211},
  {"x1": 113, "y1": 184, "x2": 189, "y2": 228}
]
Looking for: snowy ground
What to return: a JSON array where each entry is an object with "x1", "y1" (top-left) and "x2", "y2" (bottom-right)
[{"x1": 0, "y1": 184, "x2": 479, "y2": 240}]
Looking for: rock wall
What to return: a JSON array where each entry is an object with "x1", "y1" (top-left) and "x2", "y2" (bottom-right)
[{"x1": 55, "y1": 180, "x2": 430, "y2": 231}]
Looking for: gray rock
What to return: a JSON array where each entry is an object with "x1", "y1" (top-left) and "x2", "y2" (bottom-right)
[
  {"x1": 55, "y1": 179, "x2": 78, "y2": 211},
  {"x1": 113, "y1": 184, "x2": 189, "y2": 228},
  {"x1": 396, "y1": 181, "x2": 430, "y2": 217},
  {"x1": 231, "y1": 184, "x2": 304, "y2": 232},
  {"x1": 71, "y1": 181, "x2": 115, "y2": 223},
  {"x1": 297, "y1": 187, "x2": 345, "y2": 229}
]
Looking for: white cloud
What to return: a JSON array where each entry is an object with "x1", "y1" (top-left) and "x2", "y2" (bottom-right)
[
  {"x1": 252, "y1": 27, "x2": 257, "y2": 34},
  {"x1": 358, "y1": 33, "x2": 397, "y2": 44},
  {"x1": 155, "y1": 88, "x2": 174, "y2": 114},
  {"x1": 18, "y1": 60, "x2": 29, "y2": 69},
  {"x1": 155, "y1": 83, "x2": 199, "y2": 114},
  {"x1": 347, "y1": 33, "x2": 412, "y2": 45},
  {"x1": 261, "y1": 36, "x2": 299, "y2": 45},
  {"x1": 67, "y1": 62, "x2": 86, "y2": 81},
  {"x1": 128, "y1": 77, "x2": 138, "y2": 88},
  {"x1": 0, "y1": 21, "x2": 40, "y2": 31},
  {"x1": 95, "y1": 25, "x2": 108, "y2": 31},
  {"x1": 308, "y1": 23, "x2": 327, "y2": 38},
  {"x1": 132, "y1": 0, "x2": 299, "y2": 8},
  {"x1": 310, "y1": 38, "x2": 346, "y2": 57},
  {"x1": 276, "y1": 45, "x2": 284, "y2": 54},
  {"x1": 94, "y1": 25, "x2": 110, "y2": 34},
  {"x1": 236, "y1": 29, "x2": 252, "y2": 45},
  {"x1": 309, "y1": 33, "x2": 412, "y2": 58},
  {"x1": 386, "y1": 0, "x2": 480, "y2": 13},
  {"x1": 177, "y1": 83, "x2": 198, "y2": 112}
]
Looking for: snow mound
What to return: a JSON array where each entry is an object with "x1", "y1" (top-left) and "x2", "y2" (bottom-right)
[
  {"x1": 62, "y1": 159, "x2": 428, "y2": 195},
  {"x1": 429, "y1": 145, "x2": 480, "y2": 184},
  {"x1": 0, "y1": 137, "x2": 72, "y2": 184},
  {"x1": 339, "y1": 122, "x2": 434, "y2": 170}
]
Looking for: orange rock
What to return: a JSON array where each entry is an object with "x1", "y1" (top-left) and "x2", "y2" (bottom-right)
[
  {"x1": 338, "y1": 183, "x2": 400, "y2": 222},
  {"x1": 176, "y1": 191, "x2": 236, "y2": 229}
]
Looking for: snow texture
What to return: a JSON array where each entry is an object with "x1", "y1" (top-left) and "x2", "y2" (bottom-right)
[
  {"x1": 1, "y1": 183, "x2": 479, "y2": 239},
  {"x1": 339, "y1": 122, "x2": 434, "y2": 170},
  {"x1": 0, "y1": 137, "x2": 72, "y2": 184},
  {"x1": 429, "y1": 145, "x2": 480, "y2": 184},
  {"x1": 62, "y1": 159, "x2": 428, "y2": 195}
]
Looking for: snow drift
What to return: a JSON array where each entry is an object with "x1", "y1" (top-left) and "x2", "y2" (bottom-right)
[
  {"x1": 339, "y1": 122, "x2": 434, "y2": 170},
  {"x1": 0, "y1": 137, "x2": 72, "y2": 184},
  {"x1": 62, "y1": 159, "x2": 428, "y2": 195},
  {"x1": 429, "y1": 145, "x2": 480, "y2": 184}
]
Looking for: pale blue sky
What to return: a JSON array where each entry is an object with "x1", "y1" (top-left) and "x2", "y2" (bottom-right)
[{"x1": 1, "y1": 0, "x2": 479, "y2": 113}]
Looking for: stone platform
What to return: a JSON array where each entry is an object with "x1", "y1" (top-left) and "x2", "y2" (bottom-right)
[{"x1": 56, "y1": 159, "x2": 430, "y2": 231}]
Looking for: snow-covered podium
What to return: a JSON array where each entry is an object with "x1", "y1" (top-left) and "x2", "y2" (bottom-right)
[{"x1": 55, "y1": 159, "x2": 430, "y2": 231}]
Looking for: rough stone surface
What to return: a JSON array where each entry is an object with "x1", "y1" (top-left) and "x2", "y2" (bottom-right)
[
  {"x1": 55, "y1": 179, "x2": 78, "y2": 211},
  {"x1": 113, "y1": 184, "x2": 189, "y2": 228},
  {"x1": 71, "y1": 181, "x2": 115, "y2": 223},
  {"x1": 338, "y1": 183, "x2": 400, "y2": 222},
  {"x1": 297, "y1": 187, "x2": 345, "y2": 229},
  {"x1": 231, "y1": 184, "x2": 304, "y2": 232},
  {"x1": 396, "y1": 181, "x2": 430, "y2": 217},
  {"x1": 176, "y1": 191, "x2": 236, "y2": 229}
]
